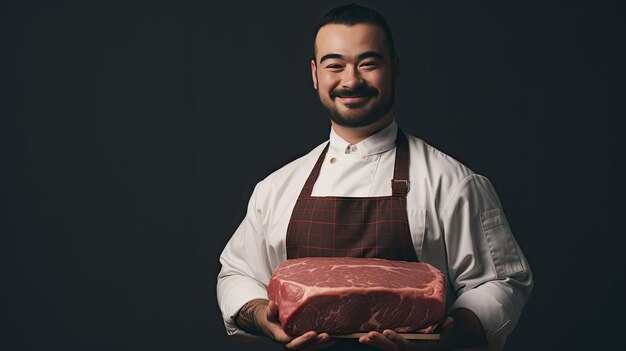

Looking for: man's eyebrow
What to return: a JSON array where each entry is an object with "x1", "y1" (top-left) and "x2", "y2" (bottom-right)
[
  {"x1": 319, "y1": 51, "x2": 384, "y2": 64},
  {"x1": 357, "y1": 51, "x2": 384, "y2": 61},
  {"x1": 319, "y1": 53, "x2": 343, "y2": 63}
]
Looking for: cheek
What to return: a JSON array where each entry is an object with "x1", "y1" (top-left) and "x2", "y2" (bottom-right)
[
  {"x1": 318, "y1": 74, "x2": 339, "y2": 92},
  {"x1": 365, "y1": 72, "x2": 389, "y2": 89}
]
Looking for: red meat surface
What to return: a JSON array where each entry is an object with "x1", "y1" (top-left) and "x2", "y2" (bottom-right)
[{"x1": 268, "y1": 257, "x2": 445, "y2": 336}]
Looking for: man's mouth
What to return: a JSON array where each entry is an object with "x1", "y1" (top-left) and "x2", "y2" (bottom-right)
[
  {"x1": 336, "y1": 95, "x2": 372, "y2": 105},
  {"x1": 330, "y1": 86, "x2": 377, "y2": 106}
]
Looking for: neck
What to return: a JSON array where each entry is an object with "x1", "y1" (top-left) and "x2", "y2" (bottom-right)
[{"x1": 331, "y1": 113, "x2": 394, "y2": 145}]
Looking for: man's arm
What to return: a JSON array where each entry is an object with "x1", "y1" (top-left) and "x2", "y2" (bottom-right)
[
  {"x1": 235, "y1": 299, "x2": 292, "y2": 342},
  {"x1": 235, "y1": 298, "x2": 336, "y2": 350},
  {"x1": 362, "y1": 174, "x2": 532, "y2": 351},
  {"x1": 235, "y1": 299, "x2": 267, "y2": 336},
  {"x1": 441, "y1": 175, "x2": 533, "y2": 349},
  {"x1": 445, "y1": 308, "x2": 487, "y2": 348},
  {"x1": 217, "y1": 184, "x2": 336, "y2": 350},
  {"x1": 217, "y1": 183, "x2": 273, "y2": 339}
]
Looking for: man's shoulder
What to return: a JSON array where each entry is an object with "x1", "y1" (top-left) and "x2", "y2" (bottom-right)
[
  {"x1": 403, "y1": 131, "x2": 478, "y2": 202},
  {"x1": 404, "y1": 131, "x2": 474, "y2": 179}
]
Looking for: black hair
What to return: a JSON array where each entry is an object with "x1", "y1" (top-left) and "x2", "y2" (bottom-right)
[{"x1": 312, "y1": 3, "x2": 397, "y2": 62}]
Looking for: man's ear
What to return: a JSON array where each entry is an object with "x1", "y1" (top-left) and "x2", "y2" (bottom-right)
[{"x1": 311, "y1": 59, "x2": 318, "y2": 90}]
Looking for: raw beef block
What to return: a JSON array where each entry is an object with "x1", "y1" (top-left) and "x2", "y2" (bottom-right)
[{"x1": 268, "y1": 257, "x2": 445, "y2": 336}]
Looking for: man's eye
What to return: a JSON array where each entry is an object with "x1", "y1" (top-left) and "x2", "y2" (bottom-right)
[
  {"x1": 360, "y1": 62, "x2": 378, "y2": 68},
  {"x1": 326, "y1": 64, "x2": 343, "y2": 69}
]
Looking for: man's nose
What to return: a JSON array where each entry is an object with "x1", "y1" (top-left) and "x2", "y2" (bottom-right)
[{"x1": 340, "y1": 65, "x2": 363, "y2": 88}]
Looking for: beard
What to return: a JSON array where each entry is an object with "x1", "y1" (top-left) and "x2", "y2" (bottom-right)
[{"x1": 323, "y1": 84, "x2": 395, "y2": 128}]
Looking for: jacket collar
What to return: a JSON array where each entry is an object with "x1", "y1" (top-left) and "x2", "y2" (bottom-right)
[{"x1": 329, "y1": 120, "x2": 398, "y2": 157}]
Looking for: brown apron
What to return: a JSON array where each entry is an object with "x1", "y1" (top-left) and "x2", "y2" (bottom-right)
[{"x1": 285, "y1": 129, "x2": 418, "y2": 349}]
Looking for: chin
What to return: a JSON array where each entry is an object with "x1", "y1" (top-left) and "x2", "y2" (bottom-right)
[{"x1": 330, "y1": 112, "x2": 385, "y2": 128}]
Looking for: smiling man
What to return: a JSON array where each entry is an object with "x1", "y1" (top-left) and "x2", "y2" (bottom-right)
[
  {"x1": 217, "y1": 4, "x2": 533, "y2": 351},
  {"x1": 313, "y1": 23, "x2": 396, "y2": 134}
]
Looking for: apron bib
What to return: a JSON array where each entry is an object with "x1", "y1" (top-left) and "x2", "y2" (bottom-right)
[
  {"x1": 286, "y1": 129, "x2": 417, "y2": 261},
  {"x1": 284, "y1": 129, "x2": 418, "y2": 349}
]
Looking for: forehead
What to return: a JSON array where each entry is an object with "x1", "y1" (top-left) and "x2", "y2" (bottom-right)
[{"x1": 315, "y1": 23, "x2": 388, "y2": 60}]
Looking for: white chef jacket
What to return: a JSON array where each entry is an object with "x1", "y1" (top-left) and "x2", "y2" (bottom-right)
[{"x1": 217, "y1": 120, "x2": 533, "y2": 350}]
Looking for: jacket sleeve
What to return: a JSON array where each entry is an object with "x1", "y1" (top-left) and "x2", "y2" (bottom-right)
[
  {"x1": 216, "y1": 182, "x2": 272, "y2": 339},
  {"x1": 439, "y1": 174, "x2": 533, "y2": 350}
]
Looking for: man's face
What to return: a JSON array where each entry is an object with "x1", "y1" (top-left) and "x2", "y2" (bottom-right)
[{"x1": 312, "y1": 23, "x2": 398, "y2": 128}]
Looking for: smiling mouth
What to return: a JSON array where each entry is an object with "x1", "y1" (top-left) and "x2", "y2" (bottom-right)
[{"x1": 336, "y1": 95, "x2": 373, "y2": 105}]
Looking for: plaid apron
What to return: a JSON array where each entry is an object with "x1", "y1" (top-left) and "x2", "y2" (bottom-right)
[
  {"x1": 284, "y1": 130, "x2": 419, "y2": 349},
  {"x1": 286, "y1": 129, "x2": 418, "y2": 261}
]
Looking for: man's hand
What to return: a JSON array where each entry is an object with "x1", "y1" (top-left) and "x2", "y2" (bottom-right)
[
  {"x1": 235, "y1": 299, "x2": 336, "y2": 350},
  {"x1": 358, "y1": 317, "x2": 454, "y2": 351},
  {"x1": 359, "y1": 308, "x2": 487, "y2": 351}
]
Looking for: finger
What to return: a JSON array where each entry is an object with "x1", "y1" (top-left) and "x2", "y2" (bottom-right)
[
  {"x1": 261, "y1": 302, "x2": 291, "y2": 344},
  {"x1": 316, "y1": 333, "x2": 331, "y2": 343},
  {"x1": 284, "y1": 331, "x2": 318, "y2": 350},
  {"x1": 267, "y1": 300, "x2": 280, "y2": 322},
  {"x1": 359, "y1": 331, "x2": 398, "y2": 351},
  {"x1": 382, "y1": 330, "x2": 410, "y2": 349},
  {"x1": 358, "y1": 335, "x2": 371, "y2": 344}
]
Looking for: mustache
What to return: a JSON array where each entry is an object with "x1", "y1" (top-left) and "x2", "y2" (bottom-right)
[{"x1": 329, "y1": 85, "x2": 377, "y2": 98}]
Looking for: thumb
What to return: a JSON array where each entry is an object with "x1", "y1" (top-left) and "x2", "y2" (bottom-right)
[{"x1": 267, "y1": 300, "x2": 280, "y2": 323}]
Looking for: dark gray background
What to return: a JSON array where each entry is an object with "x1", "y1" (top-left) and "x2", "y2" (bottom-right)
[{"x1": 2, "y1": 0, "x2": 624, "y2": 350}]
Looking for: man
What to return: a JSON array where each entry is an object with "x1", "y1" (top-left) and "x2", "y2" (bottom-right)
[{"x1": 217, "y1": 4, "x2": 533, "y2": 351}]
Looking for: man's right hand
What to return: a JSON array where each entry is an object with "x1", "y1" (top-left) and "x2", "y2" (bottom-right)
[{"x1": 235, "y1": 299, "x2": 336, "y2": 350}]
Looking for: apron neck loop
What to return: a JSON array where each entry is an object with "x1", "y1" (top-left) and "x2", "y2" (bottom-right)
[{"x1": 299, "y1": 128, "x2": 410, "y2": 198}]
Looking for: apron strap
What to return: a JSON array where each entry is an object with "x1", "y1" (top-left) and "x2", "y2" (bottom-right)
[
  {"x1": 298, "y1": 128, "x2": 410, "y2": 198},
  {"x1": 391, "y1": 130, "x2": 410, "y2": 197},
  {"x1": 299, "y1": 143, "x2": 330, "y2": 198}
]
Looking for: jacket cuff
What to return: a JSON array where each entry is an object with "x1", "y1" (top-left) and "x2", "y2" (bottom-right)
[
  {"x1": 450, "y1": 288, "x2": 511, "y2": 351},
  {"x1": 220, "y1": 279, "x2": 268, "y2": 340}
]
